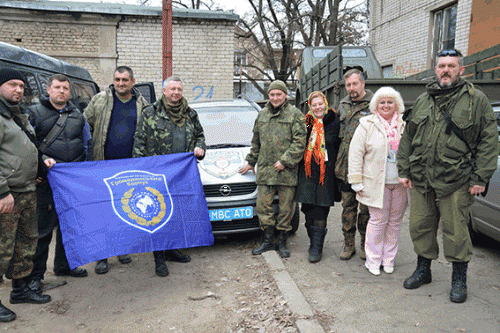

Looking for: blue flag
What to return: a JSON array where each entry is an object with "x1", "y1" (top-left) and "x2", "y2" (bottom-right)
[{"x1": 47, "y1": 152, "x2": 213, "y2": 269}]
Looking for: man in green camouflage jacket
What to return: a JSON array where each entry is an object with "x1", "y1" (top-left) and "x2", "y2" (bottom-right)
[
  {"x1": 334, "y1": 69, "x2": 374, "y2": 261},
  {"x1": 240, "y1": 80, "x2": 307, "y2": 258},
  {"x1": 398, "y1": 49, "x2": 498, "y2": 303},
  {"x1": 84, "y1": 66, "x2": 149, "y2": 274},
  {"x1": 133, "y1": 76, "x2": 205, "y2": 277}
]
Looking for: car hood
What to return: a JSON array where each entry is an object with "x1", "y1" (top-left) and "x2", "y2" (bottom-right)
[{"x1": 198, "y1": 147, "x2": 256, "y2": 185}]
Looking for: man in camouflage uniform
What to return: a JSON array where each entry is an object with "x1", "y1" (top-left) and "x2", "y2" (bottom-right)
[
  {"x1": 84, "y1": 66, "x2": 149, "y2": 274},
  {"x1": 335, "y1": 69, "x2": 373, "y2": 260},
  {"x1": 133, "y1": 76, "x2": 206, "y2": 277},
  {"x1": 0, "y1": 68, "x2": 53, "y2": 323},
  {"x1": 398, "y1": 49, "x2": 498, "y2": 303},
  {"x1": 240, "y1": 80, "x2": 307, "y2": 258}
]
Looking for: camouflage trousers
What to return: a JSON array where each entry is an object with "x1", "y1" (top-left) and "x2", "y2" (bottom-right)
[
  {"x1": 0, "y1": 191, "x2": 37, "y2": 280},
  {"x1": 341, "y1": 190, "x2": 369, "y2": 237},
  {"x1": 256, "y1": 185, "x2": 296, "y2": 232}
]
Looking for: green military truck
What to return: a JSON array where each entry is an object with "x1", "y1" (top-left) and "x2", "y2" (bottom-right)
[{"x1": 296, "y1": 44, "x2": 500, "y2": 112}]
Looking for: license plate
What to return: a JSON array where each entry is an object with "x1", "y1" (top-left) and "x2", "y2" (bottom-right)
[{"x1": 209, "y1": 206, "x2": 253, "y2": 221}]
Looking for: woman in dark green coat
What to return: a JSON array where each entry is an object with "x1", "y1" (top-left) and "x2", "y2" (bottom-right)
[{"x1": 296, "y1": 91, "x2": 341, "y2": 263}]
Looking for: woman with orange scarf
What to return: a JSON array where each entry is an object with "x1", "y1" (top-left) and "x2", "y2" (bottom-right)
[{"x1": 296, "y1": 91, "x2": 341, "y2": 263}]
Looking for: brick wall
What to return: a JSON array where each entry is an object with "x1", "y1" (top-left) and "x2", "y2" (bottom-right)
[
  {"x1": 0, "y1": 5, "x2": 236, "y2": 102},
  {"x1": 117, "y1": 16, "x2": 234, "y2": 101},
  {"x1": 369, "y1": 0, "x2": 472, "y2": 77}
]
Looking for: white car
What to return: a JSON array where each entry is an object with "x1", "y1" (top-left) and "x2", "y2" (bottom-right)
[{"x1": 193, "y1": 99, "x2": 300, "y2": 235}]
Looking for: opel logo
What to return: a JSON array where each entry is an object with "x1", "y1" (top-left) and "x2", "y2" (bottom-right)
[{"x1": 220, "y1": 185, "x2": 232, "y2": 196}]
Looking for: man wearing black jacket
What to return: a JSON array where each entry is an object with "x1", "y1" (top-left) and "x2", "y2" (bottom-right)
[{"x1": 26, "y1": 74, "x2": 92, "y2": 293}]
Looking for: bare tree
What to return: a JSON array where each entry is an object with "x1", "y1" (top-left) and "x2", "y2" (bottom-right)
[{"x1": 237, "y1": 0, "x2": 368, "y2": 94}]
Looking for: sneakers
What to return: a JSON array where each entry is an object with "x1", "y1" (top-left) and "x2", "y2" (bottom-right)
[
  {"x1": 365, "y1": 263, "x2": 394, "y2": 275},
  {"x1": 383, "y1": 266, "x2": 394, "y2": 274},
  {"x1": 365, "y1": 264, "x2": 380, "y2": 276}
]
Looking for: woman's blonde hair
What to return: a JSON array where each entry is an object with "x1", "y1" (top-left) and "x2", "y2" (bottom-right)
[{"x1": 369, "y1": 86, "x2": 405, "y2": 115}]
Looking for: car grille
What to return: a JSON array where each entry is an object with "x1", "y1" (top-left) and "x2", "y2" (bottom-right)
[
  {"x1": 203, "y1": 182, "x2": 257, "y2": 197},
  {"x1": 211, "y1": 216, "x2": 260, "y2": 234}
]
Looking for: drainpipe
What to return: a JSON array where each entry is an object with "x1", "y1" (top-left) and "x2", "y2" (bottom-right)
[{"x1": 162, "y1": 0, "x2": 173, "y2": 80}]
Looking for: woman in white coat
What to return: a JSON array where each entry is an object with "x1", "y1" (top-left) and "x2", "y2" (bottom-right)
[{"x1": 348, "y1": 86, "x2": 408, "y2": 275}]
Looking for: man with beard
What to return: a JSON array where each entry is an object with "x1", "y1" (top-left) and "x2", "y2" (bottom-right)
[
  {"x1": 334, "y1": 69, "x2": 373, "y2": 261},
  {"x1": 398, "y1": 49, "x2": 498, "y2": 303},
  {"x1": 133, "y1": 76, "x2": 205, "y2": 277},
  {"x1": 84, "y1": 66, "x2": 149, "y2": 274},
  {"x1": 26, "y1": 74, "x2": 92, "y2": 294},
  {"x1": 0, "y1": 68, "x2": 53, "y2": 323}
]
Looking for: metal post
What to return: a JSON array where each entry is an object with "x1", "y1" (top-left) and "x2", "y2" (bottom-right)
[{"x1": 162, "y1": 0, "x2": 173, "y2": 80}]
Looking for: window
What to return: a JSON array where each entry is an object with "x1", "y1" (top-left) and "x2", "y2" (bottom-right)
[
  {"x1": 432, "y1": 4, "x2": 457, "y2": 64},
  {"x1": 20, "y1": 72, "x2": 40, "y2": 107},
  {"x1": 382, "y1": 65, "x2": 393, "y2": 78},
  {"x1": 342, "y1": 48, "x2": 367, "y2": 58},
  {"x1": 234, "y1": 50, "x2": 247, "y2": 75}
]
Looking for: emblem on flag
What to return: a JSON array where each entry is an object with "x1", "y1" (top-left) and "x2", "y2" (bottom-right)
[{"x1": 104, "y1": 170, "x2": 173, "y2": 233}]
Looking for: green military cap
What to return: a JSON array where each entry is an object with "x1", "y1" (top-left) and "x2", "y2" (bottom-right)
[{"x1": 267, "y1": 80, "x2": 288, "y2": 94}]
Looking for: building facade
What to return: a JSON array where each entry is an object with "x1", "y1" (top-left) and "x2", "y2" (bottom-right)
[
  {"x1": 369, "y1": 0, "x2": 473, "y2": 77},
  {"x1": 0, "y1": 0, "x2": 238, "y2": 101}
]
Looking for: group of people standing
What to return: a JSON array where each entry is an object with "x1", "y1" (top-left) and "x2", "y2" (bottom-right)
[
  {"x1": 244, "y1": 49, "x2": 498, "y2": 306},
  {"x1": 0, "y1": 66, "x2": 205, "y2": 323},
  {"x1": 0, "y1": 48, "x2": 497, "y2": 324}
]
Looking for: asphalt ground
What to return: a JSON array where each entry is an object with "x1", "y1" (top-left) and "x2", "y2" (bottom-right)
[{"x1": 270, "y1": 204, "x2": 500, "y2": 333}]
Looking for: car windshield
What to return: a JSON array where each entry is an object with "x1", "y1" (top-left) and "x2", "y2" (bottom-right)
[{"x1": 196, "y1": 105, "x2": 258, "y2": 147}]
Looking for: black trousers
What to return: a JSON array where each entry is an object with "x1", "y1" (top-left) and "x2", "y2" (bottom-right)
[{"x1": 29, "y1": 183, "x2": 71, "y2": 280}]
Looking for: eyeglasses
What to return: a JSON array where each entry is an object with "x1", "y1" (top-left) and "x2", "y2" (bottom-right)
[{"x1": 437, "y1": 49, "x2": 463, "y2": 57}]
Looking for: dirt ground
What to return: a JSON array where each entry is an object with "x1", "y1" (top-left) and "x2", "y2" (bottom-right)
[{"x1": 0, "y1": 234, "x2": 298, "y2": 333}]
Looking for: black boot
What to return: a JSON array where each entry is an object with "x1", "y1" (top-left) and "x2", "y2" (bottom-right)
[
  {"x1": 450, "y1": 262, "x2": 468, "y2": 303},
  {"x1": 403, "y1": 256, "x2": 432, "y2": 289},
  {"x1": 0, "y1": 301, "x2": 16, "y2": 323},
  {"x1": 164, "y1": 249, "x2": 191, "y2": 263},
  {"x1": 277, "y1": 231, "x2": 290, "y2": 258},
  {"x1": 252, "y1": 228, "x2": 275, "y2": 255},
  {"x1": 28, "y1": 278, "x2": 43, "y2": 295},
  {"x1": 10, "y1": 279, "x2": 51, "y2": 304},
  {"x1": 94, "y1": 259, "x2": 109, "y2": 275},
  {"x1": 309, "y1": 226, "x2": 327, "y2": 263},
  {"x1": 153, "y1": 251, "x2": 169, "y2": 277},
  {"x1": 305, "y1": 216, "x2": 314, "y2": 253}
]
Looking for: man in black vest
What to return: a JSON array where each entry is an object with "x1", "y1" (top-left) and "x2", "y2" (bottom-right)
[{"x1": 26, "y1": 74, "x2": 92, "y2": 293}]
